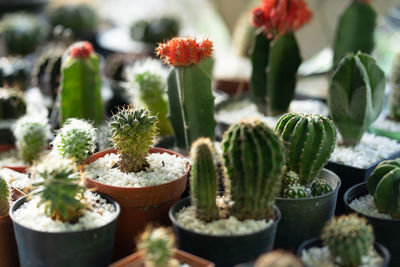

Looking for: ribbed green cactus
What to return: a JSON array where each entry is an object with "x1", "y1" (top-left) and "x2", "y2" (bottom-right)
[
  {"x1": 0, "y1": 57, "x2": 30, "y2": 91},
  {"x1": 311, "y1": 179, "x2": 333, "y2": 196},
  {"x1": 110, "y1": 107, "x2": 157, "y2": 173},
  {"x1": 367, "y1": 159, "x2": 400, "y2": 218},
  {"x1": 0, "y1": 87, "x2": 26, "y2": 120},
  {"x1": 283, "y1": 184, "x2": 307, "y2": 199},
  {"x1": 190, "y1": 137, "x2": 219, "y2": 222},
  {"x1": 222, "y1": 118, "x2": 285, "y2": 220},
  {"x1": 130, "y1": 17, "x2": 179, "y2": 44},
  {"x1": 389, "y1": 54, "x2": 400, "y2": 121},
  {"x1": 328, "y1": 52, "x2": 385, "y2": 146},
  {"x1": 52, "y1": 118, "x2": 97, "y2": 164},
  {"x1": 275, "y1": 112, "x2": 337, "y2": 187},
  {"x1": 333, "y1": 0, "x2": 377, "y2": 64},
  {"x1": 60, "y1": 41, "x2": 103, "y2": 125},
  {"x1": 321, "y1": 214, "x2": 374, "y2": 267},
  {"x1": 0, "y1": 175, "x2": 10, "y2": 217}
]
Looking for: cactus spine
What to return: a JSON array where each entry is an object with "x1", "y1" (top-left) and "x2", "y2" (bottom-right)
[
  {"x1": 367, "y1": 159, "x2": 400, "y2": 218},
  {"x1": 0, "y1": 175, "x2": 10, "y2": 217},
  {"x1": 275, "y1": 112, "x2": 337, "y2": 187},
  {"x1": 60, "y1": 41, "x2": 103, "y2": 125},
  {"x1": 190, "y1": 138, "x2": 219, "y2": 222},
  {"x1": 222, "y1": 118, "x2": 285, "y2": 220},
  {"x1": 333, "y1": 0, "x2": 376, "y2": 64},
  {"x1": 0, "y1": 87, "x2": 26, "y2": 119},
  {"x1": 321, "y1": 214, "x2": 374, "y2": 267},
  {"x1": 389, "y1": 54, "x2": 400, "y2": 121},
  {"x1": 311, "y1": 179, "x2": 333, "y2": 196},
  {"x1": 328, "y1": 52, "x2": 385, "y2": 146}
]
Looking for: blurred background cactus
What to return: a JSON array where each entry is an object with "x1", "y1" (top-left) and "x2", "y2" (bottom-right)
[
  {"x1": 0, "y1": 175, "x2": 10, "y2": 217},
  {"x1": 130, "y1": 17, "x2": 180, "y2": 45},
  {"x1": 0, "y1": 87, "x2": 26, "y2": 120},
  {"x1": 389, "y1": 54, "x2": 400, "y2": 122},
  {"x1": 255, "y1": 250, "x2": 303, "y2": 267},
  {"x1": 328, "y1": 52, "x2": 385, "y2": 146},
  {"x1": 0, "y1": 57, "x2": 31, "y2": 91}
]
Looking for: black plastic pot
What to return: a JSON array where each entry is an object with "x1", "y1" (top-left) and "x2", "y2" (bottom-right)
[
  {"x1": 297, "y1": 237, "x2": 391, "y2": 267},
  {"x1": 344, "y1": 182, "x2": 400, "y2": 267},
  {"x1": 10, "y1": 193, "x2": 120, "y2": 267},
  {"x1": 326, "y1": 149, "x2": 400, "y2": 214},
  {"x1": 274, "y1": 168, "x2": 341, "y2": 251},
  {"x1": 169, "y1": 197, "x2": 281, "y2": 267}
]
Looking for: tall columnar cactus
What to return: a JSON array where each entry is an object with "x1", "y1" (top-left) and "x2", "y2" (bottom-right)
[
  {"x1": 367, "y1": 159, "x2": 400, "y2": 218},
  {"x1": 156, "y1": 37, "x2": 216, "y2": 150},
  {"x1": 0, "y1": 57, "x2": 31, "y2": 91},
  {"x1": 275, "y1": 112, "x2": 337, "y2": 187},
  {"x1": 60, "y1": 41, "x2": 103, "y2": 125},
  {"x1": 110, "y1": 107, "x2": 157, "y2": 173},
  {"x1": 0, "y1": 175, "x2": 10, "y2": 217},
  {"x1": 13, "y1": 117, "x2": 51, "y2": 164},
  {"x1": 389, "y1": 54, "x2": 400, "y2": 121},
  {"x1": 333, "y1": 0, "x2": 376, "y2": 64},
  {"x1": 250, "y1": 0, "x2": 312, "y2": 115},
  {"x1": 0, "y1": 87, "x2": 26, "y2": 120},
  {"x1": 328, "y1": 52, "x2": 385, "y2": 146},
  {"x1": 222, "y1": 118, "x2": 285, "y2": 220},
  {"x1": 190, "y1": 137, "x2": 219, "y2": 222},
  {"x1": 321, "y1": 214, "x2": 374, "y2": 267},
  {"x1": 52, "y1": 118, "x2": 97, "y2": 164}
]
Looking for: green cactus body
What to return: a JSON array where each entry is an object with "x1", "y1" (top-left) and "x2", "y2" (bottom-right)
[
  {"x1": 321, "y1": 214, "x2": 374, "y2": 267},
  {"x1": 0, "y1": 88, "x2": 26, "y2": 120},
  {"x1": 390, "y1": 54, "x2": 400, "y2": 121},
  {"x1": 367, "y1": 159, "x2": 400, "y2": 218},
  {"x1": 130, "y1": 17, "x2": 179, "y2": 44},
  {"x1": 311, "y1": 179, "x2": 333, "y2": 196},
  {"x1": 0, "y1": 57, "x2": 30, "y2": 91},
  {"x1": 0, "y1": 175, "x2": 10, "y2": 217},
  {"x1": 333, "y1": 1, "x2": 376, "y2": 64},
  {"x1": 283, "y1": 184, "x2": 307, "y2": 199},
  {"x1": 275, "y1": 112, "x2": 337, "y2": 187},
  {"x1": 60, "y1": 41, "x2": 103, "y2": 125},
  {"x1": 110, "y1": 107, "x2": 157, "y2": 173},
  {"x1": 190, "y1": 137, "x2": 219, "y2": 222},
  {"x1": 222, "y1": 118, "x2": 285, "y2": 220},
  {"x1": 328, "y1": 52, "x2": 385, "y2": 146}
]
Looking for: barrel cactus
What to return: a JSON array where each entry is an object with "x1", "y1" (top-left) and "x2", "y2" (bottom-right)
[
  {"x1": 0, "y1": 57, "x2": 30, "y2": 91},
  {"x1": 222, "y1": 118, "x2": 286, "y2": 220},
  {"x1": 275, "y1": 112, "x2": 337, "y2": 187},
  {"x1": 0, "y1": 175, "x2": 10, "y2": 217},
  {"x1": 110, "y1": 107, "x2": 157, "y2": 173},
  {"x1": 311, "y1": 179, "x2": 333, "y2": 196},
  {"x1": 389, "y1": 54, "x2": 400, "y2": 121},
  {"x1": 328, "y1": 52, "x2": 385, "y2": 146},
  {"x1": 0, "y1": 87, "x2": 26, "y2": 120},
  {"x1": 367, "y1": 159, "x2": 400, "y2": 218},
  {"x1": 283, "y1": 184, "x2": 307, "y2": 199},
  {"x1": 321, "y1": 214, "x2": 374, "y2": 267},
  {"x1": 130, "y1": 17, "x2": 179, "y2": 44}
]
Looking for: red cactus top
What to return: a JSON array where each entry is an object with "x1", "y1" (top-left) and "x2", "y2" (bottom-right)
[
  {"x1": 251, "y1": 0, "x2": 312, "y2": 39},
  {"x1": 156, "y1": 37, "x2": 213, "y2": 67},
  {"x1": 70, "y1": 41, "x2": 93, "y2": 59}
]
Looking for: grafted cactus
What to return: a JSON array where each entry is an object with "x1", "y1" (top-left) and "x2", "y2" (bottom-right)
[
  {"x1": 0, "y1": 87, "x2": 26, "y2": 119},
  {"x1": 222, "y1": 118, "x2": 285, "y2": 220},
  {"x1": 190, "y1": 137, "x2": 219, "y2": 222},
  {"x1": 389, "y1": 54, "x2": 400, "y2": 121},
  {"x1": 367, "y1": 159, "x2": 400, "y2": 218},
  {"x1": 275, "y1": 112, "x2": 337, "y2": 187},
  {"x1": 0, "y1": 175, "x2": 10, "y2": 217},
  {"x1": 328, "y1": 52, "x2": 385, "y2": 146}
]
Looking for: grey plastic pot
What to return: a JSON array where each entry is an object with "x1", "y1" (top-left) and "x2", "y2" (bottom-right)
[
  {"x1": 10, "y1": 193, "x2": 120, "y2": 267},
  {"x1": 274, "y1": 168, "x2": 341, "y2": 251}
]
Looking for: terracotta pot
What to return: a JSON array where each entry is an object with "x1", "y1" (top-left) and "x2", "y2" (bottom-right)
[
  {"x1": 0, "y1": 144, "x2": 28, "y2": 173},
  {"x1": 110, "y1": 248, "x2": 214, "y2": 267},
  {"x1": 83, "y1": 147, "x2": 190, "y2": 260}
]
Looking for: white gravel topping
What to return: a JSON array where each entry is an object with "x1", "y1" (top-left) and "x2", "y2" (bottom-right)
[
  {"x1": 330, "y1": 133, "x2": 400, "y2": 168},
  {"x1": 349, "y1": 195, "x2": 392, "y2": 220},
  {"x1": 301, "y1": 246, "x2": 383, "y2": 267},
  {"x1": 175, "y1": 206, "x2": 272, "y2": 236},
  {"x1": 0, "y1": 168, "x2": 39, "y2": 191},
  {"x1": 85, "y1": 152, "x2": 188, "y2": 187},
  {"x1": 372, "y1": 114, "x2": 400, "y2": 132},
  {"x1": 0, "y1": 149, "x2": 25, "y2": 166},
  {"x1": 13, "y1": 191, "x2": 117, "y2": 232}
]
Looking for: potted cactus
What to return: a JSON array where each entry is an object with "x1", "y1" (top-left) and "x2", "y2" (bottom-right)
[
  {"x1": 84, "y1": 106, "x2": 190, "y2": 260},
  {"x1": 9, "y1": 157, "x2": 120, "y2": 267},
  {"x1": 344, "y1": 158, "x2": 400, "y2": 266},
  {"x1": 298, "y1": 214, "x2": 390, "y2": 267},
  {"x1": 169, "y1": 119, "x2": 284, "y2": 266},
  {"x1": 111, "y1": 226, "x2": 214, "y2": 267},
  {"x1": 273, "y1": 112, "x2": 341, "y2": 250}
]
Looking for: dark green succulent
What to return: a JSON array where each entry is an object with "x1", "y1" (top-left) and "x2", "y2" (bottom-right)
[
  {"x1": 0, "y1": 57, "x2": 30, "y2": 91},
  {"x1": 0, "y1": 87, "x2": 26, "y2": 120}
]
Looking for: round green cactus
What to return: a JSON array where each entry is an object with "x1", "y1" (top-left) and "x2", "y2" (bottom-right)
[
  {"x1": 311, "y1": 179, "x2": 333, "y2": 196},
  {"x1": 190, "y1": 137, "x2": 219, "y2": 222},
  {"x1": 367, "y1": 159, "x2": 400, "y2": 218},
  {"x1": 222, "y1": 118, "x2": 286, "y2": 220},
  {"x1": 130, "y1": 17, "x2": 179, "y2": 44},
  {"x1": 0, "y1": 57, "x2": 31, "y2": 91},
  {"x1": 275, "y1": 112, "x2": 337, "y2": 187},
  {"x1": 283, "y1": 184, "x2": 307, "y2": 199},
  {"x1": 0, "y1": 13, "x2": 49, "y2": 55},
  {"x1": 0, "y1": 175, "x2": 10, "y2": 217},
  {"x1": 52, "y1": 118, "x2": 97, "y2": 164},
  {"x1": 390, "y1": 54, "x2": 400, "y2": 122},
  {"x1": 110, "y1": 107, "x2": 157, "y2": 173},
  {"x1": 321, "y1": 214, "x2": 374, "y2": 267},
  {"x1": 0, "y1": 87, "x2": 26, "y2": 120}
]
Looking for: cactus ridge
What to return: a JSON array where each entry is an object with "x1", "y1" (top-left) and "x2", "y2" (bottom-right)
[
  {"x1": 283, "y1": 184, "x2": 307, "y2": 199},
  {"x1": 311, "y1": 179, "x2": 333, "y2": 196},
  {"x1": 0, "y1": 175, "x2": 10, "y2": 216}
]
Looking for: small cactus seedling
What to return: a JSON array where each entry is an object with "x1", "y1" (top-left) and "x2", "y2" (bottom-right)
[
  {"x1": 222, "y1": 118, "x2": 286, "y2": 220},
  {"x1": 311, "y1": 179, "x2": 333, "y2": 196},
  {"x1": 130, "y1": 17, "x2": 180, "y2": 44},
  {"x1": 255, "y1": 250, "x2": 303, "y2": 267},
  {"x1": 0, "y1": 175, "x2": 10, "y2": 217},
  {"x1": 190, "y1": 137, "x2": 219, "y2": 222},
  {"x1": 321, "y1": 214, "x2": 374, "y2": 267},
  {"x1": 367, "y1": 159, "x2": 400, "y2": 218},
  {"x1": 0, "y1": 57, "x2": 31, "y2": 91},
  {"x1": 389, "y1": 54, "x2": 400, "y2": 121},
  {"x1": 0, "y1": 87, "x2": 26, "y2": 120},
  {"x1": 275, "y1": 112, "x2": 337, "y2": 187},
  {"x1": 328, "y1": 52, "x2": 385, "y2": 146},
  {"x1": 110, "y1": 107, "x2": 157, "y2": 173},
  {"x1": 52, "y1": 118, "x2": 97, "y2": 164},
  {"x1": 282, "y1": 184, "x2": 307, "y2": 199}
]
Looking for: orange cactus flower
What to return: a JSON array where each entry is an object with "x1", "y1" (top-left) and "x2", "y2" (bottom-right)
[
  {"x1": 156, "y1": 37, "x2": 213, "y2": 67},
  {"x1": 70, "y1": 41, "x2": 93, "y2": 58}
]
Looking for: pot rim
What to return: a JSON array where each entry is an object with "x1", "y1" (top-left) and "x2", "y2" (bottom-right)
[
  {"x1": 169, "y1": 196, "x2": 281, "y2": 238},
  {"x1": 9, "y1": 191, "x2": 121, "y2": 234},
  {"x1": 344, "y1": 181, "x2": 400, "y2": 223}
]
